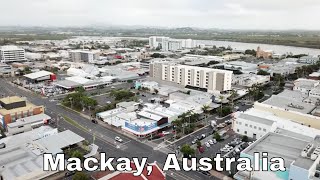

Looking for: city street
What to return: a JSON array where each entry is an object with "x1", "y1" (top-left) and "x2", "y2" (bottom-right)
[{"x1": 0, "y1": 78, "x2": 211, "y2": 180}]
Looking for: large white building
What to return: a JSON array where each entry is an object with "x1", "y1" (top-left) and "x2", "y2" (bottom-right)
[
  {"x1": 149, "y1": 37, "x2": 195, "y2": 51},
  {"x1": 150, "y1": 62, "x2": 233, "y2": 93},
  {"x1": 148, "y1": 36, "x2": 170, "y2": 51},
  {"x1": 69, "y1": 50, "x2": 99, "y2": 62},
  {"x1": 0, "y1": 45, "x2": 26, "y2": 63}
]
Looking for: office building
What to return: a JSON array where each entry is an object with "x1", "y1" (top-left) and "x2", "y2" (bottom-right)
[
  {"x1": 0, "y1": 96, "x2": 44, "y2": 129},
  {"x1": 69, "y1": 50, "x2": 99, "y2": 62},
  {"x1": 0, "y1": 45, "x2": 26, "y2": 63},
  {"x1": 150, "y1": 62, "x2": 233, "y2": 93}
]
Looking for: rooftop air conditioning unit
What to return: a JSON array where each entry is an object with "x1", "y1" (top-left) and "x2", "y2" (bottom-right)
[
  {"x1": 311, "y1": 146, "x2": 320, "y2": 160},
  {"x1": 301, "y1": 143, "x2": 314, "y2": 157}
]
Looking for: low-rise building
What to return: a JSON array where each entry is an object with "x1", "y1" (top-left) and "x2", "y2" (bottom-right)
[
  {"x1": 298, "y1": 55, "x2": 320, "y2": 64},
  {"x1": 0, "y1": 127, "x2": 84, "y2": 180},
  {"x1": 293, "y1": 78, "x2": 319, "y2": 94},
  {"x1": 232, "y1": 74, "x2": 270, "y2": 87},
  {"x1": 256, "y1": 46, "x2": 273, "y2": 59},
  {"x1": 234, "y1": 131, "x2": 320, "y2": 180},
  {"x1": 0, "y1": 96, "x2": 44, "y2": 129},
  {"x1": 23, "y1": 70, "x2": 56, "y2": 83}
]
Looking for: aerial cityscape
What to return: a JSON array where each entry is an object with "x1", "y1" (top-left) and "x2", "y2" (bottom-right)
[{"x1": 1, "y1": 1, "x2": 320, "y2": 180}]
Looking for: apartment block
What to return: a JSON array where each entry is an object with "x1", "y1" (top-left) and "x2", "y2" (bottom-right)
[
  {"x1": 0, "y1": 45, "x2": 26, "y2": 63},
  {"x1": 69, "y1": 50, "x2": 99, "y2": 62},
  {"x1": 150, "y1": 62, "x2": 232, "y2": 93}
]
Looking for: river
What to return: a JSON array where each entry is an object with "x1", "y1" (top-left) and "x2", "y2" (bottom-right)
[{"x1": 196, "y1": 40, "x2": 320, "y2": 56}]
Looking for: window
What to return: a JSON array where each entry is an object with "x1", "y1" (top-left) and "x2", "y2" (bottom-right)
[
  {"x1": 244, "y1": 131, "x2": 247, "y2": 134},
  {"x1": 239, "y1": 122, "x2": 242, "y2": 125},
  {"x1": 245, "y1": 124, "x2": 248, "y2": 127},
  {"x1": 254, "y1": 126, "x2": 257, "y2": 129},
  {"x1": 237, "y1": 129, "x2": 239, "y2": 132},
  {"x1": 259, "y1": 127, "x2": 261, "y2": 130},
  {"x1": 249, "y1": 125, "x2": 252, "y2": 128},
  {"x1": 263, "y1": 128, "x2": 266, "y2": 132}
]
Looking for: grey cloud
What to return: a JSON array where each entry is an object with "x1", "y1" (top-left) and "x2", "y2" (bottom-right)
[{"x1": 0, "y1": 0, "x2": 319, "y2": 29}]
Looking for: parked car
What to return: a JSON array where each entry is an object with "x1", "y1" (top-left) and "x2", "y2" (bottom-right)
[
  {"x1": 208, "y1": 140, "x2": 214, "y2": 145},
  {"x1": 205, "y1": 142, "x2": 210, "y2": 148},
  {"x1": 91, "y1": 119, "x2": 98, "y2": 124},
  {"x1": 115, "y1": 136, "x2": 123, "y2": 143},
  {"x1": 199, "y1": 146, "x2": 205, "y2": 153},
  {"x1": 212, "y1": 139, "x2": 217, "y2": 144},
  {"x1": 111, "y1": 86, "x2": 116, "y2": 89},
  {"x1": 162, "y1": 131, "x2": 170, "y2": 135},
  {"x1": 0, "y1": 143, "x2": 5, "y2": 149},
  {"x1": 220, "y1": 147, "x2": 230, "y2": 153},
  {"x1": 65, "y1": 171, "x2": 76, "y2": 177}
]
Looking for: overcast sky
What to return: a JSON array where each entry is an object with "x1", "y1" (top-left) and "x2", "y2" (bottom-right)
[{"x1": 1, "y1": 0, "x2": 319, "y2": 30}]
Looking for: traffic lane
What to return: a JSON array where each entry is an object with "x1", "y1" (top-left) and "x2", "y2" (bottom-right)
[
  {"x1": 1, "y1": 79, "x2": 210, "y2": 180},
  {"x1": 169, "y1": 126, "x2": 213, "y2": 150}
]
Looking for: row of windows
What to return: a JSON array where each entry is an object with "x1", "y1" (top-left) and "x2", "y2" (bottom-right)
[{"x1": 235, "y1": 121, "x2": 267, "y2": 132}]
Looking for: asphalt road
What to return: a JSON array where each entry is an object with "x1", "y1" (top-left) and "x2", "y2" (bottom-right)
[{"x1": 0, "y1": 78, "x2": 211, "y2": 180}]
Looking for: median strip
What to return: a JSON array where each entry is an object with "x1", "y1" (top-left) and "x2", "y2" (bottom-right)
[{"x1": 62, "y1": 115, "x2": 88, "y2": 132}]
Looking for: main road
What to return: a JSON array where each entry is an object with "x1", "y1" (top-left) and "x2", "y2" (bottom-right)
[{"x1": 0, "y1": 78, "x2": 215, "y2": 180}]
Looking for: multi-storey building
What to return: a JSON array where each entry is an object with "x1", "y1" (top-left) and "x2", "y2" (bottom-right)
[
  {"x1": 69, "y1": 50, "x2": 99, "y2": 62},
  {"x1": 148, "y1": 36, "x2": 170, "y2": 51},
  {"x1": 0, "y1": 45, "x2": 26, "y2": 63},
  {"x1": 150, "y1": 62, "x2": 233, "y2": 93}
]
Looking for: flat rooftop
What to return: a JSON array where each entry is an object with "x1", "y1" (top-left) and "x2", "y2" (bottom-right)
[
  {"x1": 238, "y1": 113, "x2": 275, "y2": 126},
  {"x1": 262, "y1": 95, "x2": 316, "y2": 114},
  {"x1": 243, "y1": 131, "x2": 309, "y2": 167},
  {"x1": 0, "y1": 96, "x2": 25, "y2": 104},
  {"x1": 0, "y1": 102, "x2": 41, "y2": 115},
  {"x1": 7, "y1": 114, "x2": 51, "y2": 128}
]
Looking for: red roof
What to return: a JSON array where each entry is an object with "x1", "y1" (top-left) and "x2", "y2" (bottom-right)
[
  {"x1": 107, "y1": 162, "x2": 165, "y2": 180},
  {"x1": 109, "y1": 173, "x2": 144, "y2": 180}
]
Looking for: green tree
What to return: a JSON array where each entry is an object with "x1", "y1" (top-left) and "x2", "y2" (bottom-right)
[
  {"x1": 71, "y1": 150, "x2": 84, "y2": 161},
  {"x1": 73, "y1": 172, "x2": 89, "y2": 180},
  {"x1": 75, "y1": 86, "x2": 85, "y2": 93},
  {"x1": 242, "y1": 135, "x2": 249, "y2": 142},
  {"x1": 214, "y1": 132, "x2": 221, "y2": 141},
  {"x1": 196, "y1": 140, "x2": 202, "y2": 148},
  {"x1": 180, "y1": 144, "x2": 195, "y2": 158},
  {"x1": 257, "y1": 70, "x2": 270, "y2": 76}
]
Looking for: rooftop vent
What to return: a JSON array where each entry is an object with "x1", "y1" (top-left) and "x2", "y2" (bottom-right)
[
  {"x1": 288, "y1": 103, "x2": 304, "y2": 110},
  {"x1": 301, "y1": 143, "x2": 314, "y2": 157},
  {"x1": 311, "y1": 146, "x2": 320, "y2": 160}
]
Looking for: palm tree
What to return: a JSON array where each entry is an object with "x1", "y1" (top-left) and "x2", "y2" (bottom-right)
[
  {"x1": 201, "y1": 105, "x2": 210, "y2": 125},
  {"x1": 229, "y1": 90, "x2": 238, "y2": 109},
  {"x1": 219, "y1": 95, "x2": 224, "y2": 112},
  {"x1": 295, "y1": 67, "x2": 303, "y2": 78}
]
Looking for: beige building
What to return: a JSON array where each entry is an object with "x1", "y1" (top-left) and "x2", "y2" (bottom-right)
[
  {"x1": 150, "y1": 62, "x2": 233, "y2": 93},
  {"x1": 254, "y1": 102, "x2": 320, "y2": 130}
]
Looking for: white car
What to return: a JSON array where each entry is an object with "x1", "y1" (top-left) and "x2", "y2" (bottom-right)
[
  {"x1": 162, "y1": 131, "x2": 170, "y2": 135},
  {"x1": 208, "y1": 140, "x2": 214, "y2": 145},
  {"x1": 111, "y1": 86, "x2": 116, "y2": 89},
  {"x1": 220, "y1": 147, "x2": 230, "y2": 152},
  {"x1": 115, "y1": 136, "x2": 123, "y2": 143},
  {"x1": 205, "y1": 142, "x2": 211, "y2": 148},
  {"x1": 212, "y1": 139, "x2": 217, "y2": 144}
]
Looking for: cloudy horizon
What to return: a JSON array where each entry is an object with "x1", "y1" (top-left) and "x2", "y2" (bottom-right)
[{"x1": 1, "y1": 0, "x2": 319, "y2": 30}]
